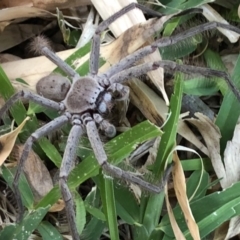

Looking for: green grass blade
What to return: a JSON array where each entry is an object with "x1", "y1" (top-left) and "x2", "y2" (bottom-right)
[
  {"x1": 155, "y1": 71, "x2": 184, "y2": 177},
  {"x1": 36, "y1": 121, "x2": 161, "y2": 207},
  {"x1": 160, "y1": 181, "x2": 240, "y2": 238},
  {"x1": 130, "y1": 72, "x2": 184, "y2": 239},
  {"x1": 75, "y1": 191, "x2": 86, "y2": 235},
  {"x1": 99, "y1": 175, "x2": 119, "y2": 240},
  {"x1": 0, "y1": 206, "x2": 50, "y2": 239},
  {"x1": 38, "y1": 221, "x2": 63, "y2": 240},
  {"x1": 2, "y1": 166, "x2": 34, "y2": 209},
  {"x1": 215, "y1": 54, "x2": 240, "y2": 151}
]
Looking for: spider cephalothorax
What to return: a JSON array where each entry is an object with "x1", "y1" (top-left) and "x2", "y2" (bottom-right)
[{"x1": 1, "y1": 3, "x2": 240, "y2": 240}]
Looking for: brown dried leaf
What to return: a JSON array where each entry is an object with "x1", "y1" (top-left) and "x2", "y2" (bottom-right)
[
  {"x1": 172, "y1": 151, "x2": 200, "y2": 240},
  {"x1": 165, "y1": 179, "x2": 186, "y2": 240},
  {"x1": 127, "y1": 78, "x2": 168, "y2": 126},
  {"x1": 179, "y1": 119, "x2": 209, "y2": 156},
  {"x1": 49, "y1": 199, "x2": 65, "y2": 212},
  {"x1": 0, "y1": 6, "x2": 50, "y2": 22},
  {"x1": 0, "y1": 117, "x2": 29, "y2": 166},
  {"x1": 0, "y1": 16, "x2": 171, "y2": 94},
  {"x1": 11, "y1": 145, "x2": 53, "y2": 202}
]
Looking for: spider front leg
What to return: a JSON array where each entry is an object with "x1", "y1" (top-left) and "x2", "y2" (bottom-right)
[
  {"x1": 89, "y1": 3, "x2": 163, "y2": 75},
  {"x1": 109, "y1": 60, "x2": 240, "y2": 102},
  {"x1": 0, "y1": 90, "x2": 63, "y2": 117},
  {"x1": 59, "y1": 119, "x2": 84, "y2": 240},
  {"x1": 13, "y1": 115, "x2": 69, "y2": 221},
  {"x1": 103, "y1": 21, "x2": 240, "y2": 79},
  {"x1": 82, "y1": 113, "x2": 171, "y2": 193}
]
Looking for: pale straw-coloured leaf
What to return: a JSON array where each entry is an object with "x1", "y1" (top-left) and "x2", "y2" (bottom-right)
[{"x1": 0, "y1": 116, "x2": 29, "y2": 165}]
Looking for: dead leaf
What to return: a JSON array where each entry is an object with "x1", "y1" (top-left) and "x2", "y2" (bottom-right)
[
  {"x1": 49, "y1": 199, "x2": 65, "y2": 212},
  {"x1": 0, "y1": 117, "x2": 29, "y2": 166},
  {"x1": 222, "y1": 124, "x2": 240, "y2": 240},
  {"x1": 11, "y1": 145, "x2": 54, "y2": 202},
  {"x1": 186, "y1": 113, "x2": 227, "y2": 188},
  {"x1": 172, "y1": 151, "x2": 200, "y2": 240},
  {"x1": 92, "y1": 0, "x2": 169, "y2": 105},
  {"x1": 165, "y1": 180, "x2": 186, "y2": 240},
  {"x1": 185, "y1": 114, "x2": 240, "y2": 239},
  {"x1": 201, "y1": 4, "x2": 240, "y2": 43},
  {"x1": 223, "y1": 123, "x2": 240, "y2": 187},
  {"x1": 178, "y1": 119, "x2": 209, "y2": 156},
  {"x1": 127, "y1": 78, "x2": 168, "y2": 126},
  {"x1": 0, "y1": 6, "x2": 50, "y2": 22}
]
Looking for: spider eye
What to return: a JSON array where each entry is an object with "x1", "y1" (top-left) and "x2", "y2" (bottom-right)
[
  {"x1": 98, "y1": 102, "x2": 107, "y2": 114},
  {"x1": 103, "y1": 93, "x2": 112, "y2": 102}
]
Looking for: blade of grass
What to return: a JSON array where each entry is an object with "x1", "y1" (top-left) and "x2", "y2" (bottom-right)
[
  {"x1": 36, "y1": 121, "x2": 162, "y2": 208},
  {"x1": 0, "y1": 206, "x2": 50, "y2": 239},
  {"x1": 215, "y1": 54, "x2": 240, "y2": 152},
  {"x1": 99, "y1": 174, "x2": 119, "y2": 240},
  {"x1": 131, "y1": 72, "x2": 184, "y2": 240},
  {"x1": 37, "y1": 221, "x2": 63, "y2": 240}
]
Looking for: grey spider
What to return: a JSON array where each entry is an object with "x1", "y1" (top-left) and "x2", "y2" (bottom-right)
[{"x1": 1, "y1": 3, "x2": 240, "y2": 240}]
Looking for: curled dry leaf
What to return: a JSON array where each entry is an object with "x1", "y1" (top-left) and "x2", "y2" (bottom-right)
[
  {"x1": 11, "y1": 145, "x2": 54, "y2": 203},
  {"x1": 0, "y1": 117, "x2": 29, "y2": 166},
  {"x1": 178, "y1": 119, "x2": 209, "y2": 156},
  {"x1": 186, "y1": 113, "x2": 227, "y2": 187}
]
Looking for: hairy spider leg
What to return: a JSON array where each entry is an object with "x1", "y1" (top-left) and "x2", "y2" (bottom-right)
[
  {"x1": 13, "y1": 115, "x2": 69, "y2": 221},
  {"x1": 59, "y1": 122, "x2": 84, "y2": 240},
  {"x1": 0, "y1": 91, "x2": 62, "y2": 117},
  {"x1": 102, "y1": 22, "x2": 240, "y2": 80},
  {"x1": 109, "y1": 60, "x2": 240, "y2": 102},
  {"x1": 89, "y1": 2, "x2": 163, "y2": 75},
  {"x1": 82, "y1": 112, "x2": 171, "y2": 193}
]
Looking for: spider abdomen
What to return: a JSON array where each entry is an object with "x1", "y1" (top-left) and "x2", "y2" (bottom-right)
[
  {"x1": 64, "y1": 77, "x2": 104, "y2": 113},
  {"x1": 36, "y1": 74, "x2": 71, "y2": 102}
]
